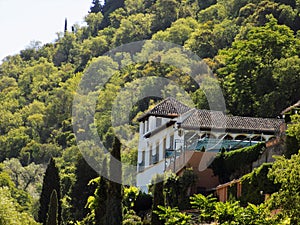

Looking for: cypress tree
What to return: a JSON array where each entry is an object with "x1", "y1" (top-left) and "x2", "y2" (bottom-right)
[
  {"x1": 106, "y1": 136, "x2": 122, "y2": 225},
  {"x1": 95, "y1": 157, "x2": 108, "y2": 225},
  {"x1": 70, "y1": 155, "x2": 98, "y2": 221},
  {"x1": 46, "y1": 190, "x2": 58, "y2": 225},
  {"x1": 38, "y1": 158, "x2": 61, "y2": 225},
  {"x1": 151, "y1": 175, "x2": 165, "y2": 225},
  {"x1": 64, "y1": 18, "x2": 67, "y2": 33}
]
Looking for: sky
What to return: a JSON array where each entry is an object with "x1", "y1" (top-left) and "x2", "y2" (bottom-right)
[{"x1": 0, "y1": 0, "x2": 93, "y2": 61}]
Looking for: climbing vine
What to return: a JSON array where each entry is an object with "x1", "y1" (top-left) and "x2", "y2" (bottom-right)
[
  {"x1": 211, "y1": 143, "x2": 266, "y2": 183},
  {"x1": 240, "y1": 163, "x2": 280, "y2": 206}
]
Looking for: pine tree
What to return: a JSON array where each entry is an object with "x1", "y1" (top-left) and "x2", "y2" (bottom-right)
[
  {"x1": 70, "y1": 155, "x2": 99, "y2": 221},
  {"x1": 106, "y1": 136, "x2": 123, "y2": 225},
  {"x1": 90, "y1": 0, "x2": 103, "y2": 13},
  {"x1": 38, "y1": 158, "x2": 61, "y2": 225},
  {"x1": 151, "y1": 175, "x2": 165, "y2": 225},
  {"x1": 46, "y1": 190, "x2": 58, "y2": 225}
]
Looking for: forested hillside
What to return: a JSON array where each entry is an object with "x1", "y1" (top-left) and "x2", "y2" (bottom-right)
[{"x1": 0, "y1": 0, "x2": 300, "y2": 224}]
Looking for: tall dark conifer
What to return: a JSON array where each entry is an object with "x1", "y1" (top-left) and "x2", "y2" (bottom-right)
[
  {"x1": 151, "y1": 175, "x2": 165, "y2": 225},
  {"x1": 38, "y1": 158, "x2": 61, "y2": 225},
  {"x1": 95, "y1": 157, "x2": 108, "y2": 225},
  {"x1": 46, "y1": 190, "x2": 58, "y2": 225},
  {"x1": 64, "y1": 18, "x2": 68, "y2": 33},
  {"x1": 106, "y1": 137, "x2": 122, "y2": 225},
  {"x1": 70, "y1": 155, "x2": 98, "y2": 221}
]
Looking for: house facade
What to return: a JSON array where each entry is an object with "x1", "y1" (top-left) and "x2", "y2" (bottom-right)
[{"x1": 136, "y1": 98, "x2": 284, "y2": 192}]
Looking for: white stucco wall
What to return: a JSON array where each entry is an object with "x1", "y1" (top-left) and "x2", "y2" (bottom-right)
[{"x1": 137, "y1": 114, "x2": 278, "y2": 191}]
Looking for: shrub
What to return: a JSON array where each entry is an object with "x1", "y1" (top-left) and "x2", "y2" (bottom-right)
[{"x1": 190, "y1": 194, "x2": 216, "y2": 223}]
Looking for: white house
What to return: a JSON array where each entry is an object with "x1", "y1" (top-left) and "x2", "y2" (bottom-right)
[{"x1": 136, "y1": 97, "x2": 283, "y2": 191}]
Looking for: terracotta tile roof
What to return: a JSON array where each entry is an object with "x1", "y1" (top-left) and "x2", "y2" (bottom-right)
[
  {"x1": 181, "y1": 110, "x2": 283, "y2": 133},
  {"x1": 137, "y1": 97, "x2": 191, "y2": 121},
  {"x1": 227, "y1": 116, "x2": 283, "y2": 132},
  {"x1": 181, "y1": 110, "x2": 226, "y2": 129},
  {"x1": 138, "y1": 98, "x2": 284, "y2": 133}
]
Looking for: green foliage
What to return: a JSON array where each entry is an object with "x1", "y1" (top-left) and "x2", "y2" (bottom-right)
[
  {"x1": 0, "y1": 165, "x2": 33, "y2": 211},
  {"x1": 268, "y1": 151, "x2": 300, "y2": 224},
  {"x1": 112, "y1": 13, "x2": 153, "y2": 46},
  {"x1": 213, "y1": 200, "x2": 241, "y2": 223},
  {"x1": 84, "y1": 12, "x2": 104, "y2": 37},
  {"x1": 2, "y1": 158, "x2": 44, "y2": 198},
  {"x1": 198, "y1": 3, "x2": 227, "y2": 23},
  {"x1": 190, "y1": 193, "x2": 279, "y2": 224},
  {"x1": 218, "y1": 15, "x2": 299, "y2": 117},
  {"x1": 70, "y1": 155, "x2": 98, "y2": 221},
  {"x1": 0, "y1": 0, "x2": 300, "y2": 224},
  {"x1": 211, "y1": 143, "x2": 266, "y2": 183},
  {"x1": 240, "y1": 163, "x2": 280, "y2": 205},
  {"x1": 90, "y1": 0, "x2": 103, "y2": 13},
  {"x1": 154, "y1": 205, "x2": 192, "y2": 225},
  {"x1": 85, "y1": 158, "x2": 108, "y2": 225},
  {"x1": 106, "y1": 137, "x2": 123, "y2": 225},
  {"x1": 164, "y1": 169, "x2": 196, "y2": 209},
  {"x1": 132, "y1": 191, "x2": 153, "y2": 215},
  {"x1": 151, "y1": 175, "x2": 165, "y2": 225},
  {"x1": 154, "y1": 192, "x2": 284, "y2": 224},
  {"x1": 0, "y1": 187, "x2": 39, "y2": 225},
  {"x1": 152, "y1": 17, "x2": 199, "y2": 45},
  {"x1": 123, "y1": 186, "x2": 139, "y2": 212},
  {"x1": 286, "y1": 114, "x2": 300, "y2": 142},
  {"x1": 190, "y1": 194, "x2": 217, "y2": 222},
  {"x1": 151, "y1": 0, "x2": 179, "y2": 32},
  {"x1": 284, "y1": 114, "x2": 300, "y2": 157},
  {"x1": 122, "y1": 210, "x2": 142, "y2": 225}
]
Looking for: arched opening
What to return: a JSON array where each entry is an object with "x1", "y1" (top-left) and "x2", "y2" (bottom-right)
[
  {"x1": 201, "y1": 133, "x2": 217, "y2": 139},
  {"x1": 251, "y1": 136, "x2": 266, "y2": 141},
  {"x1": 218, "y1": 134, "x2": 233, "y2": 140},
  {"x1": 234, "y1": 135, "x2": 248, "y2": 141}
]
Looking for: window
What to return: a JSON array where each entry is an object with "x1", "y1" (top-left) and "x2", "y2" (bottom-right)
[
  {"x1": 170, "y1": 134, "x2": 174, "y2": 149},
  {"x1": 138, "y1": 151, "x2": 145, "y2": 172},
  {"x1": 146, "y1": 120, "x2": 149, "y2": 132},
  {"x1": 141, "y1": 122, "x2": 145, "y2": 134},
  {"x1": 163, "y1": 138, "x2": 166, "y2": 159},
  {"x1": 149, "y1": 146, "x2": 153, "y2": 165},
  {"x1": 154, "y1": 143, "x2": 159, "y2": 164},
  {"x1": 156, "y1": 117, "x2": 162, "y2": 127}
]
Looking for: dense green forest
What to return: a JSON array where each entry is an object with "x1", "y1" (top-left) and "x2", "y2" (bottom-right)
[{"x1": 0, "y1": 0, "x2": 300, "y2": 224}]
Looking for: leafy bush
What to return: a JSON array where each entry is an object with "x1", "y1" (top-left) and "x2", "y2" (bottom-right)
[
  {"x1": 164, "y1": 168, "x2": 196, "y2": 209},
  {"x1": 190, "y1": 194, "x2": 216, "y2": 223},
  {"x1": 123, "y1": 210, "x2": 143, "y2": 225},
  {"x1": 154, "y1": 205, "x2": 192, "y2": 225},
  {"x1": 213, "y1": 200, "x2": 241, "y2": 224},
  {"x1": 189, "y1": 194, "x2": 282, "y2": 224}
]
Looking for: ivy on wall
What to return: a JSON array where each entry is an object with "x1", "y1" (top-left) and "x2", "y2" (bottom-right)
[
  {"x1": 210, "y1": 143, "x2": 266, "y2": 183},
  {"x1": 239, "y1": 163, "x2": 280, "y2": 206}
]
